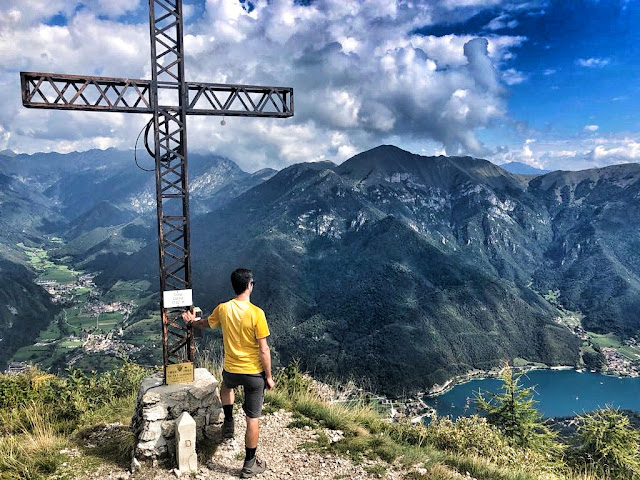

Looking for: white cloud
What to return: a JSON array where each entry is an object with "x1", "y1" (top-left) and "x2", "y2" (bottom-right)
[
  {"x1": 489, "y1": 136, "x2": 640, "y2": 171},
  {"x1": 520, "y1": 138, "x2": 544, "y2": 168},
  {"x1": 91, "y1": 0, "x2": 143, "y2": 18},
  {"x1": 486, "y1": 14, "x2": 519, "y2": 31},
  {"x1": 441, "y1": 0, "x2": 502, "y2": 8},
  {"x1": 546, "y1": 150, "x2": 577, "y2": 158},
  {"x1": 0, "y1": 0, "x2": 533, "y2": 170},
  {"x1": 410, "y1": 34, "x2": 526, "y2": 68},
  {"x1": 502, "y1": 68, "x2": 527, "y2": 85},
  {"x1": 0, "y1": 1, "x2": 74, "y2": 29},
  {"x1": 576, "y1": 57, "x2": 610, "y2": 68},
  {"x1": 542, "y1": 68, "x2": 556, "y2": 75},
  {"x1": 584, "y1": 124, "x2": 599, "y2": 132},
  {"x1": 591, "y1": 141, "x2": 640, "y2": 163}
]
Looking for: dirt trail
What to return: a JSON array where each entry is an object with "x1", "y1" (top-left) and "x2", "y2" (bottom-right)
[{"x1": 71, "y1": 410, "x2": 409, "y2": 480}]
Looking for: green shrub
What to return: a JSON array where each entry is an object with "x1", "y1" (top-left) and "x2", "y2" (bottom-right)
[
  {"x1": 277, "y1": 359, "x2": 312, "y2": 396},
  {"x1": 0, "y1": 361, "x2": 150, "y2": 479},
  {"x1": 426, "y1": 415, "x2": 511, "y2": 460},
  {"x1": 425, "y1": 415, "x2": 563, "y2": 478},
  {"x1": 573, "y1": 407, "x2": 640, "y2": 480}
]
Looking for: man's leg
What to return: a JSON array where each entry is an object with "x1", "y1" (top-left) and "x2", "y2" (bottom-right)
[
  {"x1": 240, "y1": 375, "x2": 266, "y2": 478},
  {"x1": 245, "y1": 417, "x2": 259, "y2": 450},
  {"x1": 220, "y1": 383, "x2": 235, "y2": 405},
  {"x1": 220, "y1": 376, "x2": 236, "y2": 439}
]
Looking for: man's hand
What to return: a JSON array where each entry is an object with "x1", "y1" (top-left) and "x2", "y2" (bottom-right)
[
  {"x1": 182, "y1": 308, "x2": 209, "y2": 329},
  {"x1": 265, "y1": 375, "x2": 275, "y2": 390},
  {"x1": 182, "y1": 309, "x2": 196, "y2": 323}
]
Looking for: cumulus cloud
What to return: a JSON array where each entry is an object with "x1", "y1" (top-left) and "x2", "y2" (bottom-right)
[
  {"x1": 441, "y1": 0, "x2": 502, "y2": 8},
  {"x1": 88, "y1": 0, "x2": 143, "y2": 18},
  {"x1": 1, "y1": 0, "x2": 530, "y2": 170},
  {"x1": 590, "y1": 141, "x2": 640, "y2": 163},
  {"x1": 576, "y1": 57, "x2": 610, "y2": 68},
  {"x1": 489, "y1": 136, "x2": 640, "y2": 172},
  {"x1": 491, "y1": 138, "x2": 544, "y2": 169},
  {"x1": 584, "y1": 124, "x2": 599, "y2": 132}
]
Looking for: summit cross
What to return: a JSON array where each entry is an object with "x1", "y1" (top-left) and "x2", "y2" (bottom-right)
[{"x1": 19, "y1": 0, "x2": 294, "y2": 381}]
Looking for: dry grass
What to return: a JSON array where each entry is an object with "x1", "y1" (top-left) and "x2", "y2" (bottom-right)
[{"x1": 0, "y1": 402, "x2": 66, "y2": 480}]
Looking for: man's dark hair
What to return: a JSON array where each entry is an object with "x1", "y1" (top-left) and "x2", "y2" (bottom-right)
[{"x1": 231, "y1": 268, "x2": 253, "y2": 295}]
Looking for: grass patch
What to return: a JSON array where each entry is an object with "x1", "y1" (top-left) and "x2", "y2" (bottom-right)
[
  {"x1": 103, "y1": 280, "x2": 151, "y2": 302},
  {"x1": 264, "y1": 386, "x2": 294, "y2": 411},
  {"x1": 588, "y1": 333, "x2": 622, "y2": 349},
  {"x1": 0, "y1": 363, "x2": 149, "y2": 479},
  {"x1": 439, "y1": 451, "x2": 539, "y2": 480},
  {"x1": 76, "y1": 423, "x2": 135, "y2": 467},
  {"x1": 79, "y1": 394, "x2": 138, "y2": 428},
  {"x1": 295, "y1": 396, "x2": 354, "y2": 431},
  {"x1": 39, "y1": 266, "x2": 77, "y2": 283},
  {"x1": 287, "y1": 413, "x2": 317, "y2": 429},
  {"x1": 0, "y1": 403, "x2": 67, "y2": 480},
  {"x1": 618, "y1": 345, "x2": 640, "y2": 361},
  {"x1": 363, "y1": 463, "x2": 387, "y2": 476}
]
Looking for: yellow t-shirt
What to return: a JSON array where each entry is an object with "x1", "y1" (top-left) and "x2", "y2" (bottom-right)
[{"x1": 207, "y1": 299, "x2": 270, "y2": 374}]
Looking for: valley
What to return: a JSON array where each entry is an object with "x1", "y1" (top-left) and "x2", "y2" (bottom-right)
[
  {"x1": 10, "y1": 242, "x2": 161, "y2": 373},
  {"x1": 10, "y1": 240, "x2": 640, "y2": 386}
]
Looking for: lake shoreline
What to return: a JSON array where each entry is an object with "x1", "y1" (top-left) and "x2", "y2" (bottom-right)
[
  {"x1": 423, "y1": 367, "x2": 640, "y2": 419},
  {"x1": 423, "y1": 364, "x2": 567, "y2": 398},
  {"x1": 422, "y1": 362, "x2": 640, "y2": 399}
]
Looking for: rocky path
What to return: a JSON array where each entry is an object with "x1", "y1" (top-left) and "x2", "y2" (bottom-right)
[
  {"x1": 206, "y1": 410, "x2": 403, "y2": 480},
  {"x1": 70, "y1": 410, "x2": 409, "y2": 480}
]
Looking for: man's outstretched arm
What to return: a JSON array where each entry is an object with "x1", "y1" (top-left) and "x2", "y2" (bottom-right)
[
  {"x1": 182, "y1": 309, "x2": 210, "y2": 329},
  {"x1": 258, "y1": 337, "x2": 275, "y2": 389}
]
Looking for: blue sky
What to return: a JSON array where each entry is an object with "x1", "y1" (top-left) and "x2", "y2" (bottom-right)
[
  {"x1": 0, "y1": 0, "x2": 638, "y2": 171},
  {"x1": 489, "y1": 2, "x2": 639, "y2": 135}
]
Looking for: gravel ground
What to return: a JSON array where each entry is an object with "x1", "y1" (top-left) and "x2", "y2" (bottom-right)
[{"x1": 66, "y1": 409, "x2": 410, "y2": 480}]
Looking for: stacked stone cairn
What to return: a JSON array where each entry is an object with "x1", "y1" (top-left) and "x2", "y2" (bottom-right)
[{"x1": 130, "y1": 368, "x2": 223, "y2": 464}]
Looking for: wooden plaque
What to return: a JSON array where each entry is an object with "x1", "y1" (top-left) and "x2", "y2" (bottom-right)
[{"x1": 166, "y1": 362, "x2": 194, "y2": 385}]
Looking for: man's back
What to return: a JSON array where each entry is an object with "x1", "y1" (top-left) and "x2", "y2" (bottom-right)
[{"x1": 208, "y1": 299, "x2": 270, "y2": 374}]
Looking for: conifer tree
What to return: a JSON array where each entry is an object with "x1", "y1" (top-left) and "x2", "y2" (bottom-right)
[
  {"x1": 475, "y1": 364, "x2": 560, "y2": 455},
  {"x1": 575, "y1": 407, "x2": 640, "y2": 480}
]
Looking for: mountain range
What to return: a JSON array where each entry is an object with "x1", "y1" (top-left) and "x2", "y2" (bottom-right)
[{"x1": 1, "y1": 145, "x2": 639, "y2": 394}]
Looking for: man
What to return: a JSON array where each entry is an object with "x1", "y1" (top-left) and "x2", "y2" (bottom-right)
[{"x1": 183, "y1": 268, "x2": 274, "y2": 478}]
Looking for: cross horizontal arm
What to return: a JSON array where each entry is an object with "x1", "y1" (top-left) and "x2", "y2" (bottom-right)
[{"x1": 20, "y1": 72, "x2": 294, "y2": 117}]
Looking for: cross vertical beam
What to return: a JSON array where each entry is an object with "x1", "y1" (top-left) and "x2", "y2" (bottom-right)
[{"x1": 149, "y1": 0, "x2": 194, "y2": 373}]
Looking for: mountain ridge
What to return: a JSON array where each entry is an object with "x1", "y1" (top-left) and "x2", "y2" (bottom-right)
[{"x1": 1, "y1": 145, "x2": 639, "y2": 393}]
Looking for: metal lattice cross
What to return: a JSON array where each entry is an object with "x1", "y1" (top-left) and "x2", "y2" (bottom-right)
[{"x1": 20, "y1": 0, "x2": 293, "y2": 382}]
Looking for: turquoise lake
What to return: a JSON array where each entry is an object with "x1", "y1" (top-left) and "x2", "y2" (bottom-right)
[{"x1": 424, "y1": 370, "x2": 640, "y2": 419}]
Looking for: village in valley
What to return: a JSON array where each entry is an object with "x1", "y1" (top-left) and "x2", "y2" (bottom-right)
[
  {"x1": 600, "y1": 342, "x2": 640, "y2": 377},
  {"x1": 8, "y1": 242, "x2": 156, "y2": 374},
  {"x1": 546, "y1": 289, "x2": 640, "y2": 378},
  {"x1": 555, "y1": 314, "x2": 640, "y2": 378}
]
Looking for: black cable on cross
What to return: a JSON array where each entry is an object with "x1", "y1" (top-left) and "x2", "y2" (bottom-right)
[{"x1": 20, "y1": 0, "x2": 294, "y2": 382}]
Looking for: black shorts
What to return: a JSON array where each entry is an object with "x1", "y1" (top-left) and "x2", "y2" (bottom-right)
[{"x1": 222, "y1": 370, "x2": 266, "y2": 418}]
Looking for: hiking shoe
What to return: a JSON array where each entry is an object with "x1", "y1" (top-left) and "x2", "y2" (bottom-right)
[
  {"x1": 240, "y1": 456, "x2": 267, "y2": 478},
  {"x1": 222, "y1": 418, "x2": 235, "y2": 439}
]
